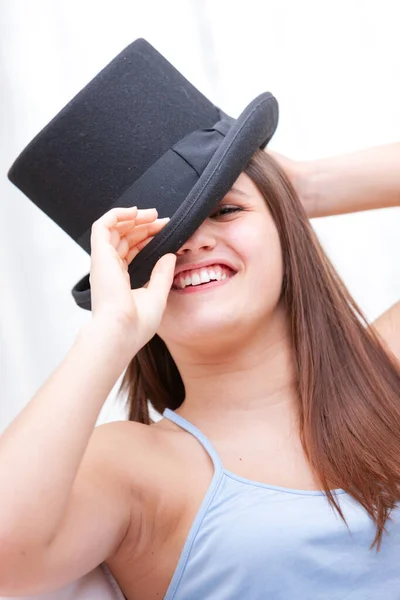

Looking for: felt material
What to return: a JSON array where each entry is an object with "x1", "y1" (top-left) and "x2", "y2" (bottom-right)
[{"x1": 7, "y1": 38, "x2": 279, "y2": 310}]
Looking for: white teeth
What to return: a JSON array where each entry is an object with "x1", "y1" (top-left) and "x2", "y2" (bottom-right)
[
  {"x1": 199, "y1": 269, "x2": 211, "y2": 284},
  {"x1": 176, "y1": 265, "x2": 231, "y2": 289}
]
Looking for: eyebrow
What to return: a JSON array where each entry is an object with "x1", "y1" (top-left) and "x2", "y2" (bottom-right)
[
  {"x1": 226, "y1": 186, "x2": 249, "y2": 198},
  {"x1": 215, "y1": 186, "x2": 249, "y2": 207}
]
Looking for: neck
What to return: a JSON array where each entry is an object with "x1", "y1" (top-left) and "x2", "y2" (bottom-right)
[{"x1": 165, "y1": 303, "x2": 299, "y2": 435}]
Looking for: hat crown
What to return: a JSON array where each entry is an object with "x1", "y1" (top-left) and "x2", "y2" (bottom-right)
[{"x1": 8, "y1": 39, "x2": 219, "y2": 241}]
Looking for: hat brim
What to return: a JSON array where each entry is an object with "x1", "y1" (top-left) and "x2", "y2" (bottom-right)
[{"x1": 72, "y1": 92, "x2": 278, "y2": 310}]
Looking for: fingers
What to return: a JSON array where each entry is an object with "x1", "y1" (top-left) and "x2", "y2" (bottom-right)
[
  {"x1": 111, "y1": 211, "x2": 161, "y2": 251},
  {"x1": 116, "y1": 236, "x2": 130, "y2": 259},
  {"x1": 115, "y1": 219, "x2": 138, "y2": 236},
  {"x1": 91, "y1": 206, "x2": 165, "y2": 252},
  {"x1": 97, "y1": 206, "x2": 139, "y2": 229},
  {"x1": 125, "y1": 235, "x2": 154, "y2": 263},
  {"x1": 124, "y1": 218, "x2": 169, "y2": 246},
  {"x1": 91, "y1": 207, "x2": 136, "y2": 251},
  {"x1": 93, "y1": 206, "x2": 158, "y2": 235},
  {"x1": 116, "y1": 217, "x2": 170, "y2": 260},
  {"x1": 114, "y1": 207, "x2": 160, "y2": 232},
  {"x1": 133, "y1": 208, "x2": 159, "y2": 225}
]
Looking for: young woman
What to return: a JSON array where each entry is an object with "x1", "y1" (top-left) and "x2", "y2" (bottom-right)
[{"x1": 0, "y1": 144, "x2": 399, "y2": 599}]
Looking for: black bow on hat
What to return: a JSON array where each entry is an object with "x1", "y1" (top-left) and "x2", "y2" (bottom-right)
[{"x1": 7, "y1": 38, "x2": 279, "y2": 310}]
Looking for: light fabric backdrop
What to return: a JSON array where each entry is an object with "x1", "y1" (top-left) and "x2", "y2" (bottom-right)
[{"x1": 1, "y1": 0, "x2": 399, "y2": 434}]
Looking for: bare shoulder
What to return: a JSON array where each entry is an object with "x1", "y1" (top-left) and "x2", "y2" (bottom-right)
[
  {"x1": 93, "y1": 412, "x2": 191, "y2": 511},
  {"x1": 370, "y1": 300, "x2": 400, "y2": 364},
  {"x1": 91, "y1": 416, "x2": 180, "y2": 486},
  {"x1": 94, "y1": 411, "x2": 181, "y2": 452}
]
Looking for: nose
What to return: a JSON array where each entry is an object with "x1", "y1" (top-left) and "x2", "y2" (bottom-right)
[{"x1": 176, "y1": 220, "x2": 217, "y2": 256}]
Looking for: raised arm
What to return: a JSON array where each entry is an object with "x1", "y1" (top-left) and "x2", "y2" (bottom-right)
[
  {"x1": 0, "y1": 321, "x2": 136, "y2": 595},
  {"x1": 0, "y1": 206, "x2": 175, "y2": 596},
  {"x1": 268, "y1": 141, "x2": 400, "y2": 218}
]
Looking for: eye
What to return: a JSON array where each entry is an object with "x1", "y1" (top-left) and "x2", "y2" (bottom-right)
[{"x1": 211, "y1": 206, "x2": 243, "y2": 218}]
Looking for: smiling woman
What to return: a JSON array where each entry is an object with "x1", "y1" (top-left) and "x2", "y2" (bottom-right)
[
  {"x1": 2, "y1": 33, "x2": 400, "y2": 600},
  {"x1": 120, "y1": 147, "x2": 400, "y2": 558}
]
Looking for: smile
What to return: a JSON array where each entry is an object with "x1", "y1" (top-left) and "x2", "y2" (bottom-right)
[{"x1": 170, "y1": 271, "x2": 237, "y2": 294}]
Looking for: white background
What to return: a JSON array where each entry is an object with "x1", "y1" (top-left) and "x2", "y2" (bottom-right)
[{"x1": 1, "y1": 0, "x2": 399, "y2": 433}]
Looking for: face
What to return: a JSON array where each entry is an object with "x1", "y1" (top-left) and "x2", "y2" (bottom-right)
[{"x1": 157, "y1": 171, "x2": 284, "y2": 348}]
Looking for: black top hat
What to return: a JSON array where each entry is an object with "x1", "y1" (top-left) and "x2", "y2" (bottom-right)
[{"x1": 7, "y1": 38, "x2": 279, "y2": 311}]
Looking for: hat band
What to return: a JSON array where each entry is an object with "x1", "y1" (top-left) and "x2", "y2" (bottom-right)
[{"x1": 76, "y1": 115, "x2": 235, "y2": 254}]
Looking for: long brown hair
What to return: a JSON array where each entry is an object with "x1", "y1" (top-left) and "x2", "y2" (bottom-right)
[{"x1": 118, "y1": 149, "x2": 400, "y2": 552}]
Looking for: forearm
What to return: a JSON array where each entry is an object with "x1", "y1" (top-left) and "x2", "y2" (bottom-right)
[
  {"x1": 301, "y1": 142, "x2": 400, "y2": 218},
  {"x1": 0, "y1": 319, "x2": 134, "y2": 548}
]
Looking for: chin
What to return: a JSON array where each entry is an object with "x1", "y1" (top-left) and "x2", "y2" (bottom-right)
[{"x1": 162, "y1": 311, "x2": 244, "y2": 344}]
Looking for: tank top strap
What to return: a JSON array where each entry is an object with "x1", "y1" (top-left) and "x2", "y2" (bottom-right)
[{"x1": 162, "y1": 408, "x2": 224, "y2": 476}]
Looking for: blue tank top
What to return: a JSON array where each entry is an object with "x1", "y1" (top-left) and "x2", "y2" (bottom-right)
[{"x1": 160, "y1": 407, "x2": 400, "y2": 599}]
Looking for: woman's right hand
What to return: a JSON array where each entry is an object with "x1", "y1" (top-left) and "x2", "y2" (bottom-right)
[{"x1": 89, "y1": 205, "x2": 176, "y2": 352}]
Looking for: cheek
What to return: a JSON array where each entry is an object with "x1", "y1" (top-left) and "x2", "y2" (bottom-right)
[{"x1": 235, "y1": 221, "x2": 284, "y2": 291}]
